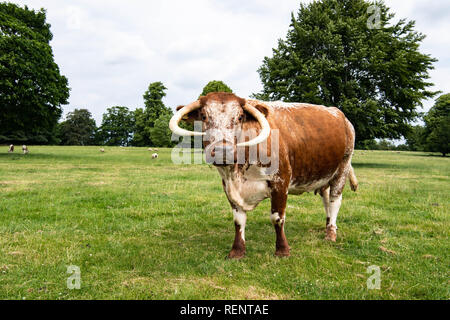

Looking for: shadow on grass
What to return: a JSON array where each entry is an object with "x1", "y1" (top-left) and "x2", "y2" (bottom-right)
[
  {"x1": 407, "y1": 153, "x2": 448, "y2": 158},
  {"x1": 352, "y1": 162, "x2": 404, "y2": 169},
  {"x1": 0, "y1": 152, "x2": 87, "y2": 161}
]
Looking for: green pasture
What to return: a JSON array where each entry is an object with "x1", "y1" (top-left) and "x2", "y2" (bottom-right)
[{"x1": 0, "y1": 146, "x2": 448, "y2": 299}]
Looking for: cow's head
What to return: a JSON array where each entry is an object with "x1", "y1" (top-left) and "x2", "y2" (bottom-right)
[{"x1": 169, "y1": 92, "x2": 270, "y2": 165}]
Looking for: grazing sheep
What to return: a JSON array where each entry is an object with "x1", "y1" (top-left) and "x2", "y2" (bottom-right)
[
  {"x1": 148, "y1": 148, "x2": 153, "y2": 151},
  {"x1": 152, "y1": 153, "x2": 158, "y2": 159},
  {"x1": 154, "y1": 148, "x2": 158, "y2": 151},
  {"x1": 22, "y1": 145, "x2": 29, "y2": 154},
  {"x1": 8, "y1": 144, "x2": 14, "y2": 153},
  {"x1": 100, "y1": 148, "x2": 105, "y2": 153}
]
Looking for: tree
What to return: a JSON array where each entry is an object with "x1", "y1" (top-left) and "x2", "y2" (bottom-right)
[
  {"x1": 200, "y1": 80, "x2": 233, "y2": 97},
  {"x1": 150, "y1": 112, "x2": 175, "y2": 147},
  {"x1": 133, "y1": 81, "x2": 171, "y2": 146},
  {"x1": 405, "y1": 125, "x2": 425, "y2": 151},
  {"x1": 98, "y1": 106, "x2": 135, "y2": 146},
  {"x1": 58, "y1": 109, "x2": 97, "y2": 146},
  {"x1": 254, "y1": 0, "x2": 437, "y2": 147},
  {"x1": 0, "y1": 3, "x2": 70, "y2": 144},
  {"x1": 374, "y1": 139, "x2": 395, "y2": 150},
  {"x1": 423, "y1": 94, "x2": 450, "y2": 156}
]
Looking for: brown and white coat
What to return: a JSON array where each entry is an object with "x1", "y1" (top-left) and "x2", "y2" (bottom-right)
[{"x1": 170, "y1": 92, "x2": 358, "y2": 258}]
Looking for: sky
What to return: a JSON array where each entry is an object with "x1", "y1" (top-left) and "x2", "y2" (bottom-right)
[{"x1": 9, "y1": 0, "x2": 450, "y2": 125}]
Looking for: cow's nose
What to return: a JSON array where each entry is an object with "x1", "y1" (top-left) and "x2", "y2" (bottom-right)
[
  {"x1": 214, "y1": 145, "x2": 234, "y2": 156},
  {"x1": 210, "y1": 144, "x2": 235, "y2": 165}
]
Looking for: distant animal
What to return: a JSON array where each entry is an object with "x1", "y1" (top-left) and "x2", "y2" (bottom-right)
[
  {"x1": 151, "y1": 153, "x2": 158, "y2": 159},
  {"x1": 8, "y1": 144, "x2": 14, "y2": 153},
  {"x1": 154, "y1": 148, "x2": 158, "y2": 151},
  {"x1": 148, "y1": 148, "x2": 153, "y2": 151},
  {"x1": 100, "y1": 148, "x2": 105, "y2": 153},
  {"x1": 22, "y1": 145, "x2": 29, "y2": 154},
  {"x1": 170, "y1": 92, "x2": 358, "y2": 258}
]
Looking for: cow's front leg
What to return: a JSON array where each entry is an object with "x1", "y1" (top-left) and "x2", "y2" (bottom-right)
[
  {"x1": 270, "y1": 189, "x2": 290, "y2": 257},
  {"x1": 227, "y1": 207, "x2": 246, "y2": 259}
]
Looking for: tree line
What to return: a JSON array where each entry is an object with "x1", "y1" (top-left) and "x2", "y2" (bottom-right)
[
  {"x1": 57, "y1": 80, "x2": 232, "y2": 147},
  {"x1": 0, "y1": 1, "x2": 448, "y2": 155},
  {"x1": 57, "y1": 81, "x2": 173, "y2": 147}
]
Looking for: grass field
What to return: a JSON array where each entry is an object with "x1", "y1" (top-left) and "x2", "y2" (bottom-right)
[{"x1": 0, "y1": 146, "x2": 448, "y2": 300}]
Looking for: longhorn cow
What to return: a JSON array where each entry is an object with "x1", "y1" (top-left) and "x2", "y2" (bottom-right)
[{"x1": 170, "y1": 92, "x2": 358, "y2": 258}]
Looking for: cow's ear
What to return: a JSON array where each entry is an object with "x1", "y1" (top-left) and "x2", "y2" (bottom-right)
[
  {"x1": 245, "y1": 104, "x2": 269, "y2": 121},
  {"x1": 176, "y1": 105, "x2": 201, "y2": 123},
  {"x1": 254, "y1": 104, "x2": 269, "y2": 118}
]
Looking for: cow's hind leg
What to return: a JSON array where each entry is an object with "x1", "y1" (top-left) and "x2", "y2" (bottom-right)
[
  {"x1": 326, "y1": 158, "x2": 351, "y2": 242},
  {"x1": 326, "y1": 193, "x2": 342, "y2": 241},
  {"x1": 319, "y1": 186, "x2": 331, "y2": 230},
  {"x1": 227, "y1": 207, "x2": 246, "y2": 259},
  {"x1": 270, "y1": 189, "x2": 290, "y2": 257}
]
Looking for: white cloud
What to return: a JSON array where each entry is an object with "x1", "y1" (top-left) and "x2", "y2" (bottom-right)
[{"x1": 8, "y1": 0, "x2": 450, "y2": 124}]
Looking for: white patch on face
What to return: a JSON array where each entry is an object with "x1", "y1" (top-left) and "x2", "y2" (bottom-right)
[
  {"x1": 205, "y1": 100, "x2": 242, "y2": 144},
  {"x1": 233, "y1": 208, "x2": 247, "y2": 241},
  {"x1": 270, "y1": 212, "x2": 284, "y2": 227}
]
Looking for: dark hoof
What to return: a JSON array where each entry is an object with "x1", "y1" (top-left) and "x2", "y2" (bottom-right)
[
  {"x1": 227, "y1": 250, "x2": 245, "y2": 260},
  {"x1": 274, "y1": 247, "x2": 290, "y2": 257}
]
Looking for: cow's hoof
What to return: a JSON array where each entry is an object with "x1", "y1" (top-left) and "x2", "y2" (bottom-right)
[
  {"x1": 227, "y1": 250, "x2": 245, "y2": 260},
  {"x1": 274, "y1": 247, "x2": 290, "y2": 257},
  {"x1": 325, "y1": 225, "x2": 337, "y2": 242}
]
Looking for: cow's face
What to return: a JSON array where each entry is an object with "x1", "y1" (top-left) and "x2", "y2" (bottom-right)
[
  {"x1": 199, "y1": 93, "x2": 246, "y2": 165},
  {"x1": 175, "y1": 92, "x2": 269, "y2": 166}
]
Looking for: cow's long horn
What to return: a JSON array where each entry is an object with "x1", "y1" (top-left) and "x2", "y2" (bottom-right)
[
  {"x1": 169, "y1": 100, "x2": 205, "y2": 136},
  {"x1": 237, "y1": 103, "x2": 271, "y2": 147}
]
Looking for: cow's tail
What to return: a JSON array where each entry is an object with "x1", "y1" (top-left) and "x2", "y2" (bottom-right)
[{"x1": 348, "y1": 165, "x2": 358, "y2": 192}]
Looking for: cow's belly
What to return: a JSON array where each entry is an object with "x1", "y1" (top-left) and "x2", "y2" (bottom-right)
[
  {"x1": 288, "y1": 178, "x2": 329, "y2": 195},
  {"x1": 217, "y1": 165, "x2": 271, "y2": 211},
  {"x1": 288, "y1": 170, "x2": 337, "y2": 195}
]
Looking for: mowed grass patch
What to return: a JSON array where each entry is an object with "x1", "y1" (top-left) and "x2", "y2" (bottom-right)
[{"x1": 0, "y1": 146, "x2": 448, "y2": 299}]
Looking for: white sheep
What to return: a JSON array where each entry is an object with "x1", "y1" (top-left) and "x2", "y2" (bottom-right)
[{"x1": 151, "y1": 153, "x2": 158, "y2": 159}]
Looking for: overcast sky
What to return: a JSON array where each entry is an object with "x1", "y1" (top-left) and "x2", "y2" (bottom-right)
[{"x1": 9, "y1": 0, "x2": 450, "y2": 125}]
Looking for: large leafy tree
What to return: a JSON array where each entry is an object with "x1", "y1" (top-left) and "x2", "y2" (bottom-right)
[
  {"x1": 423, "y1": 94, "x2": 450, "y2": 156},
  {"x1": 0, "y1": 3, "x2": 70, "y2": 144},
  {"x1": 150, "y1": 112, "x2": 175, "y2": 147},
  {"x1": 200, "y1": 80, "x2": 233, "y2": 97},
  {"x1": 133, "y1": 81, "x2": 171, "y2": 146},
  {"x1": 254, "y1": 0, "x2": 437, "y2": 146},
  {"x1": 98, "y1": 106, "x2": 135, "y2": 146},
  {"x1": 58, "y1": 109, "x2": 97, "y2": 146},
  {"x1": 405, "y1": 125, "x2": 425, "y2": 151}
]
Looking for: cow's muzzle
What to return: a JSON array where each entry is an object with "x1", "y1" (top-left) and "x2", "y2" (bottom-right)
[{"x1": 205, "y1": 141, "x2": 236, "y2": 166}]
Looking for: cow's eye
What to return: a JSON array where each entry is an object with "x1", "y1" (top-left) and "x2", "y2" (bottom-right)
[
  {"x1": 202, "y1": 115, "x2": 207, "y2": 121},
  {"x1": 238, "y1": 115, "x2": 244, "y2": 121}
]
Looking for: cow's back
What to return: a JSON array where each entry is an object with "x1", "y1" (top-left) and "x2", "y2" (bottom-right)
[{"x1": 258, "y1": 101, "x2": 352, "y2": 187}]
